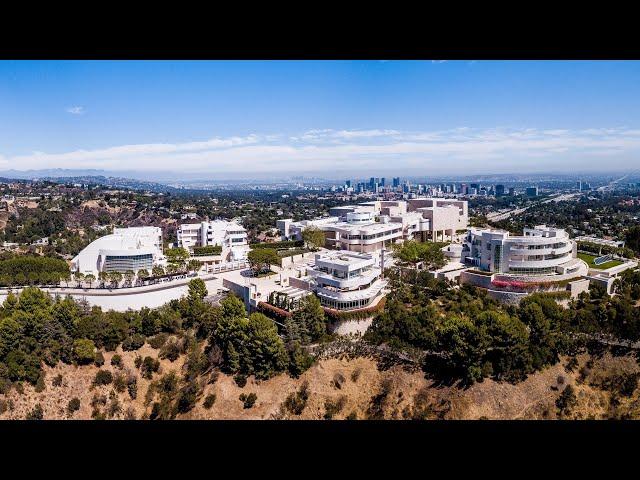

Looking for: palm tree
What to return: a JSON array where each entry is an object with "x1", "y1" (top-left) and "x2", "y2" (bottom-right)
[
  {"x1": 60, "y1": 271, "x2": 71, "y2": 288},
  {"x1": 74, "y1": 271, "x2": 85, "y2": 288},
  {"x1": 98, "y1": 271, "x2": 108, "y2": 288},
  {"x1": 152, "y1": 265, "x2": 165, "y2": 278},
  {"x1": 84, "y1": 273, "x2": 95, "y2": 289},
  {"x1": 123, "y1": 270, "x2": 135, "y2": 287},
  {"x1": 137, "y1": 268, "x2": 149, "y2": 286},
  {"x1": 109, "y1": 271, "x2": 123, "y2": 288}
]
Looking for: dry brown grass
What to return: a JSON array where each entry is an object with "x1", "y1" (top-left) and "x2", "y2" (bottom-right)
[{"x1": 2, "y1": 350, "x2": 640, "y2": 420}]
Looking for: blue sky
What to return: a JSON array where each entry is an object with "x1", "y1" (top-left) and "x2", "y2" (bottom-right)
[{"x1": 1, "y1": 60, "x2": 640, "y2": 177}]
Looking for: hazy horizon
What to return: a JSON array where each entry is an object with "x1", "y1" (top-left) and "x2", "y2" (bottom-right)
[{"x1": 0, "y1": 167, "x2": 633, "y2": 184}]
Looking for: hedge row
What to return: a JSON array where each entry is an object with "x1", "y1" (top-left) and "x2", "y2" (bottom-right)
[
  {"x1": 249, "y1": 240, "x2": 304, "y2": 250},
  {"x1": 192, "y1": 245, "x2": 222, "y2": 256}
]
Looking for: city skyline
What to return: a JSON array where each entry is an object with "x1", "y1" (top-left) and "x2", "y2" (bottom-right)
[{"x1": 2, "y1": 60, "x2": 640, "y2": 176}]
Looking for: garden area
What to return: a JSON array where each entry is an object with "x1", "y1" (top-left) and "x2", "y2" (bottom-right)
[{"x1": 577, "y1": 252, "x2": 623, "y2": 270}]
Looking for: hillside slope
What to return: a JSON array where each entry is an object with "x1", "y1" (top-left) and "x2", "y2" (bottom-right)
[{"x1": 2, "y1": 347, "x2": 639, "y2": 420}]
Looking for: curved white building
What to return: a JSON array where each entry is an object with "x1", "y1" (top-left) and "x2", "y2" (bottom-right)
[
  {"x1": 303, "y1": 250, "x2": 387, "y2": 310},
  {"x1": 71, "y1": 226, "x2": 164, "y2": 276},
  {"x1": 462, "y1": 225, "x2": 586, "y2": 278}
]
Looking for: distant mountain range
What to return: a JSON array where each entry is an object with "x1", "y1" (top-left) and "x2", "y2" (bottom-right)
[
  {"x1": 0, "y1": 170, "x2": 179, "y2": 192},
  {"x1": 0, "y1": 168, "x2": 632, "y2": 190}
]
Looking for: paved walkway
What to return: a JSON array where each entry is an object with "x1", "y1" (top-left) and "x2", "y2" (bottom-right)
[{"x1": 0, "y1": 266, "x2": 251, "y2": 311}]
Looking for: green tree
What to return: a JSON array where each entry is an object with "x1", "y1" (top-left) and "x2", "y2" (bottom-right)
[
  {"x1": 625, "y1": 225, "x2": 640, "y2": 256},
  {"x1": 287, "y1": 294, "x2": 326, "y2": 343},
  {"x1": 187, "y1": 259, "x2": 202, "y2": 273},
  {"x1": 392, "y1": 240, "x2": 447, "y2": 271},
  {"x1": 247, "y1": 248, "x2": 280, "y2": 274},
  {"x1": 152, "y1": 265, "x2": 165, "y2": 278},
  {"x1": 245, "y1": 313, "x2": 288, "y2": 379},
  {"x1": 74, "y1": 271, "x2": 85, "y2": 288},
  {"x1": 84, "y1": 273, "x2": 95, "y2": 288},
  {"x1": 137, "y1": 269, "x2": 149, "y2": 282},
  {"x1": 73, "y1": 338, "x2": 96, "y2": 364},
  {"x1": 188, "y1": 278, "x2": 208, "y2": 302},
  {"x1": 108, "y1": 271, "x2": 123, "y2": 288},
  {"x1": 302, "y1": 226, "x2": 325, "y2": 250},
  {"x1": 287, "y1": 340, "x2": 314, "y2": 378},
  {"x1": 165, "y1": 247, "x2": 190, "y2": 271},
  {"x1": 60, "y1": 270, "x2": 71, "y2": 287},
  {"x1": 556, "y1": 384, "x2": 577, "y2": 417},
  {"x1": 123, "y1": 270, "x2": 135, "y2": 286},
  {"x1": 220, "y1": 294, "x2": 246, "y2": 320},
  {"x1": 0, "y1": 317, "x2": 23, "y2": 363}
]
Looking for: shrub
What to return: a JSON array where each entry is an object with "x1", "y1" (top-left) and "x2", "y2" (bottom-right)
[
  {"x1": 148, "y1": 333, "x2": 169, "y2": 349},
  {"x1": 110, "y1": 354, "x2": 123, "y2": 368},
  {"x1": 52, "y1": 374, "x2": 63, "y2": 387},
  {"x1": 240, "y1": 392, "x2": 257, "y2": 409},
  {"x1": 127, "y1": 373, "x2": 138, "y2": 399},
  {"x1": 107, "y1": 396, "x2": 121, "y2": 418},
  {"x1": 283, "y1": 381, "x2": 309, "y2": 415},
  {"x1": 122, "y1": 333, "x2": 145, "y2": 351},
  {"x1": 556, "y1": 385, "x2": 577, "y2": 417},
  {"x1": 35, "y1": 375, "x2": 46, "y2": 393},
  {"x1": 208, "y1": 370, "x2": 220, "y2": 385},
  {"x1": 26, "y1": 404, "x2": 44, "y2": 420},
  {"x1": 565, "y1": 357, "x2": 579, "y2": 373},
  {"x1": 176, "y1": 381, "x2": 199, "y2": 414},
  {"x1": 134, "y1": 355, "x2": 143, "y2": 369},
  {"x1": 93, "y1": 369, "x2": 114, "y2": 387},
  {"x1": 141, "y1": 356, "x2": 160, "y2": 379},
  {"x1": 113, "y1": 372, "x2": 127, "y2": 393},
  {"x1": 346, "y1": 411, "x2": 358, "y2": 420},
  {"x1": 94, "y1": 351, "x2": 105, "y2": 367},
  {"x1": 203, "y1": 394, "x2": 216, "y2": 409},
  {"x1": 351, "y1": 368, "x2": 362, "y2": 383},
  {"x1": 159, "y1": 340, "x2": 181, "y2": 362},
  {"x1": 67, "y1": 398, "x2": 81, "y2": 416},
  {"x1": 91, "y1": 393, "x2": 107, "y2": 408},
  {"x1": 0, "y1": 377, "x2": 10, "y2": 395},
  {"x1": 234, "y1": 374, "x2": 247, "y2": 388},
  {"x1": 331, "y1": 373, "x2": 345, "y2": 390},
  {"x1": 324, "y1": 396, "x2": 347, "y2": 420}
]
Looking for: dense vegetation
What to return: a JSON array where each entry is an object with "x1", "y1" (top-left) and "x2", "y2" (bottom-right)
[
  {"x1": 0, "y1": 254, "x2": 70, "y2": 287},
  {"x1": 2, "y1": 208, "x2": 66, "y2": 244},
  {"x1": 0, "y1": 278, "x2": 324, "y2": 412},
  {"x1": 366, "y1": 265, "x2": 640, "y2": 385}
]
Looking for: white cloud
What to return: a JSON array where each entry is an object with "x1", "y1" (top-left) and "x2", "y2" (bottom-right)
[
  {"x1": 3, "y1": 126, "x2": 640, "y2": 174},
  {"x1": 66, "y1": 106, "x2": 85, "y2": 115}
]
